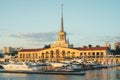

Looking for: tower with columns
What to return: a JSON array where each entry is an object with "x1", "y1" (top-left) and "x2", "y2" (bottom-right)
[{"x1": 50, "y1": 4, "x2": 71, "y2": 48}]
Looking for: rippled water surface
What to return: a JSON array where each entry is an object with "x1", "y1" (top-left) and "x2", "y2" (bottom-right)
[{"x1": 0, "y1": 67, "x2": 120, "y2": 80}]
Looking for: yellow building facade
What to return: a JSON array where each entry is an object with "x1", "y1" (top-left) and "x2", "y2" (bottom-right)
[{"x1": 18, "y1": 46, "x2": 109, "y2": 63}]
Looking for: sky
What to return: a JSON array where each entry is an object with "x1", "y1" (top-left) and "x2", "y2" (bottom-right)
[{"x1": 0, "y1": 0, "x2": 120, "y2": 49}]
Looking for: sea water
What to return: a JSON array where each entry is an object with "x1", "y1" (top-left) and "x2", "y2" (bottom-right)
[{"x1": 0, "y1": 67, "x2": 120, "y2": 80}]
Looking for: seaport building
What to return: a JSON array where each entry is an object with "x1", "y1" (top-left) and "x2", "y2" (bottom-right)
[
  {"x1": 18, "y1": 4, "x2": 119, "y2": 63},
  {"x1": 18, "y1": 46, "x2": 110, "y2": 63}
]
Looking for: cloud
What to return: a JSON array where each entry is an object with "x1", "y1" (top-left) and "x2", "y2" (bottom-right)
[
  {"x1": 114, "y1": 36, "x2": 120, "y2": 41},
  {"x1": 8, "y1": 32, "x2": 57, "y2": 41},
  {"x1": 95, "y1": 35, "x2": 120, "y2": 43},
  {"x1": 8, "y1": 32, "x2": 56, "y2": 40},
  {"x1": 76, "y1": 35, "x2": 120, "y2": 47},
  {"x1": 5, "y1": 32, "x2": 57, "y2": 47},
  {"x1": 7, "y1": 32, "x2": 73, "y2": 42}
]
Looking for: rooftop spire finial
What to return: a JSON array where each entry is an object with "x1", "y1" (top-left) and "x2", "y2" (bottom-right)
[{"x1": 60, "y1": 3, "x2": 64, "y2": 32}]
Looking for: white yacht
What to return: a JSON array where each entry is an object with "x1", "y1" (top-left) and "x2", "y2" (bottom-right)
[{"x1": 1, "y1": 61, "x2": 39, "y2": 71}]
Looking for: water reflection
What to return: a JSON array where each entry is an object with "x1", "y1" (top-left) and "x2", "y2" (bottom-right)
[
  {"x1": 1, "y1": 73, "x2": 28, "y2": 80},
  {"x1": 0, "y1": 67, "x2": 120, "y2": 80},
  {"x1": 85, "y1": 67, "x2": 120, "y2": 80},
  {"x1": 40, "y1": 75, "x2": 71, "y2": 80}
]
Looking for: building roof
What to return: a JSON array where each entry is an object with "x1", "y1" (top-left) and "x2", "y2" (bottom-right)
[
  {"x1": 19, "y1": 48, "x2": 44, "y2": 52},
  {"x1": 74, "y1": 47, "x2": 109, "y2": 51},
  {"x1": 19, "y1": 46, "x2": 108, "y2": 52}
]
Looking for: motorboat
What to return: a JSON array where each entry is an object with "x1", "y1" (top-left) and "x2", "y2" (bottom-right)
[{"x1": 1, "y1": 61, "x2": 39, "y2": 71}]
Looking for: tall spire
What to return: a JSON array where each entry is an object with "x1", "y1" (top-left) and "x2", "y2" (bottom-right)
[
  {"x1": 60, "y1": 3, "x2": 64, "y2": 32},
  {"x1": 50, "y1": 3, "x2": 71, "y2": 48}
]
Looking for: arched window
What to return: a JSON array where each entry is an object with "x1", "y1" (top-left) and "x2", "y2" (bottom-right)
[
  {"x1": 36, "y1": 53, "x2": 38, "y2": 58},
  {"x1": 26, "y1": 54, "x2": 28, "y2": 58},
  {"x1": 67, "y1": 51, "x2": 70, "y2": 57},
  {"x1": 101, "y1": 52, "x2": 103, "y2": 57},
  {"x1": 46, "y1": 52, "x2": 49, "y2": 58},
  {"x1": 92, "y1": 52, "x2": 95, "y2": 55},
  {"x1": 88, "y1": 52, "x2": 91, "y2": 55},
  {"x1": 88, "y1": 52, "x2": 91, "y2": 58},
  {"x1": 92, "y1": 52, "x2": 95, "y2": 58},
  {"x1": 101, "y1": 52, "x2": 103, "y2": 55},
  {"x1": 80, "y1": 53, "x2": 82, "y2": 56},
  {"x1": 29, "y1": 53, "x2": 31, "y2": 58},
  {"x1": 97, "y1": 52, "x2": 99, "y2": 55},
  {"x1": 33, "y1": 53, "x2": 34, "y2": 58},
  {"x1": 97, "y1": 52, "x2": 99, "y2": 57},
  {"x1": 84, "y1": 52, "x2": 86, "y2": 56},
  {"x1": 84, "y1": 52, "x2": 87, "y2": 58},
  {"x1": 42, "y1": 53, "x2": 44, "y2": 58},
  {"x1": 67, "y1": 51, "x2": 70, "y2": 53},
  {"x1": 62, "y1": 51, "x2": 65, "y2": 57},
  {"x1": 23, "y1": 54, "x2": 25, "y2": 58},
  {"x1": 50, "y1": 51, "x2": 54, "y2": 58},
  {"x1": 20, "y1": 54, "x2": 22, "y2": 58},
  {"x1": 56, "y1": 49, "x2": 59, "y2": 54},
  {"x1": 72, "y1": 52, "x2": 75, "y2": 58},
  {"x1": 56, "y1": 50, "x2": 60, "y2": 58}
]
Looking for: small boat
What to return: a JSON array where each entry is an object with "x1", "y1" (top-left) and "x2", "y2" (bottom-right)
[{"x1": 1, "y1": 61, "x2": 40, "y2": 71}]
